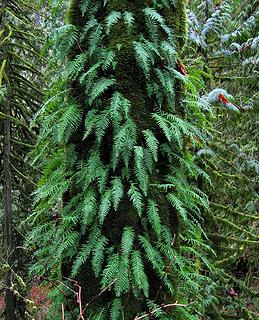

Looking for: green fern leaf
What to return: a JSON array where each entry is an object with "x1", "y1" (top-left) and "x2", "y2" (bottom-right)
[
  {"x1": 92, "y1": 235, "x2": 108, "y2": 277},
  {"x1": 101, "y1": 253, "x2": 119, "y2": 288},
  {"x1": 121, "y1": 227, "x2": 135, "y2": 256},
  {"x1": 110, "y1": 298, "x2": 122, "y2": 320},
  {"x1": 57, "y1": 103, "x2": 82, "y2": 143},
  {"x1": 124, "y1": 11, "x2": 135, "y2": 29},
  {"x1": 127, "y1": 184, "x2": 143, "y2": 217},
  {"x1": 92, "y1": 308, "x2": 107, "y2": 320},
  {"x1": 147, "y1": 200, "x2": 162, "y2": 237},
  {"x1": 111, "y1": 176, "x2": 124, "y2": 211},
  {"x1": 89, "y1": 77, "x2": 116, "y2": 105},
  {"x1": 138, "y1": 235, "x2": 164, "y2": 273},
  {"x1": 114, "y1": 255, "x2": 130, "y2": 296},
  {"x1": 133, "y1": 41, "x2": 151, "y2": 76},
  {"x1": 167, "y1": 193, "x2": 188, "y2": 222},
  {"x1": 143, "y1": 129, "x2": 159, "y2": 162},
  {"x1": 134, "y1": 146, "x2": 149, "y2": 195},
  {"x1": 99, "y1": 189, "x2": 112, "y2": 224},
  {"x1": 131, "y1": 250, "x2": 149, "y2": 297},
  {"x1": 106, "y1": 11, "x2": 122, "y2": 34},
  {"x1": 82, "y1": 190, "x2": 97, "y2": 229}
]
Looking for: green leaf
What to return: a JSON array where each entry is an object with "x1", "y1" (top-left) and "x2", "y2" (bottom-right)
[
  {"x1": 121, "y1": 227, "x2": 135, "y2": 256},
  {"x1": 147, "y1": 200, "x2": 162, "y2": 237},
  {"x1": 143, "y1": 129, "x2": 159, "y2": 162},
  {"x1": 92, "y1": 235, "x2": 108, "y2": 277},
  {"x1": 134, "y1": 146, "x2": 149, "y2": 195},
  {"x1": 99, "y1": 189, "x2": 112, "y2": 224},
  {"x1": 57, "y1": 103, "x2": 82, "y2": 143},
  {"x1": 131, "y1": 250, "x2": 149, "y2": 297},
  {"x1": 111, "y1": 176, "x2": 124, "y2": 211},
  {"x1": 127, "y1": 184, "x2": 143, "y2": 216},
  {"x1": 106, "y1": 11, "x2": 122, "y2": 34},
  {"x1": 82, "y1": 190, "x2": 97, "y2": 228},
  {"x1": 124, "y1": 11, "x2": 135, "y2": 29},
  {"x1": 110, "y1": 298, "x2": 122, "y2": 320},
  {"x1": 89, "y1": 78, "x2": 116, "y2": 105}
]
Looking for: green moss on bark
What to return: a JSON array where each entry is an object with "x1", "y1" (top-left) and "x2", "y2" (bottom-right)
[
  {"x1": 61, "y1": 1, "x2": 190, "y2": 318},
  {"x1": 165, "y1": 0, "x2": 188, "y2": 50}
]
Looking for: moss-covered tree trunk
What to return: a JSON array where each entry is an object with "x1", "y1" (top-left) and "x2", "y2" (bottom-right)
[
  {"x1": 32, "y1": 1, "x2": 211, "y2": 319},
  {"x1": 62, "y1": 1, "x2": 188, "y2": 319}
]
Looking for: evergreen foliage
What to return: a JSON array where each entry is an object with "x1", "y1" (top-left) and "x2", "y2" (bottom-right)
[
  {"x1": 0, "y1": 0, "x2": 43, "y2": 318},
  {"x1": 187, "y1": 0, "x2": 258, "y2": 318}
]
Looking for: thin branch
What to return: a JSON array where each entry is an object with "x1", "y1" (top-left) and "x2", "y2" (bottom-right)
[{"x1": 133, "y1": 301, "x2": 193, "y2": 320}]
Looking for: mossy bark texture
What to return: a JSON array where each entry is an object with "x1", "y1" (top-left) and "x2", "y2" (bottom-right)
[{"x1": 62, "y1": 0, "x2": 188, "y2": 319}]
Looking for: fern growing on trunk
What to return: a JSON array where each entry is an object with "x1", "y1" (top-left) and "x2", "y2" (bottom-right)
[{"x1": 29, "y1": 1, "x2": 215, "y2": 319}]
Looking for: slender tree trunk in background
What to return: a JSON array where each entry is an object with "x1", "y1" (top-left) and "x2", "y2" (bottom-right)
[
  {"x1": 3, "y1": 102, "x2": 15, "y2": 320},
  {"x1": 0, "y1": 0, "x2": 15, "y2": 318}
]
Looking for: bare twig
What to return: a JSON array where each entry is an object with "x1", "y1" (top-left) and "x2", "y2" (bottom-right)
[
  {"x1": 133, "y1": 301, "x2": 193, "y2": 320},
  {"x1": 62, "y1": 304, "x2": 65, "y2": 320},
  {"x1": 83, "y1": 277, "x2": 118, "y2": 313},
  {"x1": 74, "y1": 283, "x2": 85, "y2": 320}
]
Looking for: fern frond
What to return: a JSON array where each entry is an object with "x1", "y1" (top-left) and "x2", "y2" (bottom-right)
[
  {"x1": 89, "y1": 77, "x2": 116, "y2": 105},
  {"x1": 99, "y1": 189, "x2": 112, "y2": 224},
  {"x1": 110, "y1": 298, "x2": 122, "y2": 320},
  {"x1": 121, "y1": 227, "x2": 135, "y2": 256},
  {"x1": 134, "y1": 146, "x2": 149, "y2": 195},
  {"x1": 111, "y1": 176, "x2": 123, "y2": 211},
  {"x1": 127, "y1": 184, "x2": 143, "y2": 217},
  {"x1": 57, "y1": 103, "x2": 82, "y2": 143},
  {"x1": 147, "y1": 200, "x2": 162, "y2": 237},
  {"x1": 124, "y1": 11, "x2": 135, "y2": 29},
  {"x1": 138, "y1": 235, "x2": 164, "y2": 273},
  {"x1": 131, "y1": 250, "x2": 149, "y2": 297},
  {"x1": 92, "y1": 235, "x2": 108, "y2": 277},
  {"x1": 106, "y1": 11, "x2": 122, "y2": 34},
  {"x1": 143, "y1": 129, "x2": 159, "y2": 162}
]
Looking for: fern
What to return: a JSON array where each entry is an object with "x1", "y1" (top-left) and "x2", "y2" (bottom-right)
[
  {"x1": 143, "y1": 129, "x2": 159, "y2": 162},
  {"x1": 57, "y1": 102, "x2": 82, "y2": 143},
  {"x1": 134, "y1": 146, "x2": 149, "y2": 195},
  {"x1": 147, "y1": 199, "x2": 162, "y2": 237},
  {"x1": 121, "y1": 227, "x2": 135, "y2": 256},
  {"x1": 28, "y1": 1, "x2": 216, "y2": 319},
  {"x1": 134, "y1": 41, "x2": 152, "y2": 77},
  {"x1": 92, "y1": 235, "x2": 108, "y2": 277},
  {"x1": 99, "y1": 189, "x2": 112, "y2": 224},
  {"x1": 106, "y1": 11, "x2": 122, "y2": 34},
  {"x1": 82, "y1": 190, "x2": 97, "y2": 229},
  {"x1": 88, "y1": 77, "x2": 116, "y2": 105},
  {"x1": 101, "y1": 253, "x2": 119, "y2": 289},
  {"x1": 138, "y1": 235, "x2": 164, "y2": 274},
  {"x1": 110, "y1": 298, "x2": 123, "y2": 320},
  {"x1": 124, "y1": 11, "x2": 135, "y2": 29},
  {"x1": 111, "y1": 176, "x2": 123, "y2": 211},
  {"x1": 127, "y1": 183, "x2": 143, "y2": 217}
]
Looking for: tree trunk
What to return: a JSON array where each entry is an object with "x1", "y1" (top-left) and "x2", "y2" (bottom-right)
[
  {"x1": 60, "y1": 1, "x2": 189, "y2": 318},
  {"x1": 3, "y1": 104, "x2": 15, "y2": 320},
  {"x1": 0, "y1": 0, "x2": 15, "y2": 318}
]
